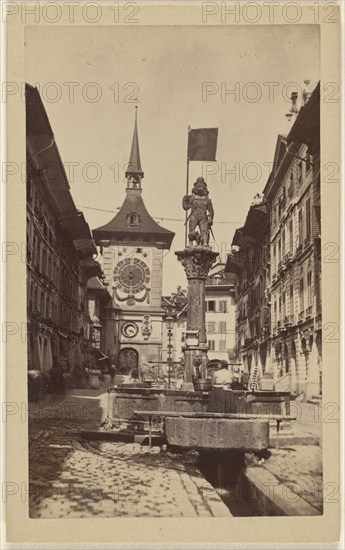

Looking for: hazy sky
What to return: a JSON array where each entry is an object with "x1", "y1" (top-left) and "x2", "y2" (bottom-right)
[{"x1": 26, "y1": 24, "x2": 320, "y2": 293}]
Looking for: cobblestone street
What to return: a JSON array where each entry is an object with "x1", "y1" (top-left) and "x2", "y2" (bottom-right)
[
  {"x1": 29, "y1": 390, "x2": 231, "y2": 518},
  {"x1": 28, "y1": 390, "x2": 325, "y2": 518},
  {"x1": 261, "y1": 400, "x2": 323, "y2": 513}
]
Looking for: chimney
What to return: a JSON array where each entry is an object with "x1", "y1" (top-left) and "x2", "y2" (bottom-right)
[
  {"x1": 302, "y1": 80, "x2": 313, "y2": 106},
  {"x1": 285, "y1": 90, "x2": 299, "y2": 123}
]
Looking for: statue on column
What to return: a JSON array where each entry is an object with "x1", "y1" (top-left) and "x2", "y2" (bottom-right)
[{"x1": 183, "y1": 177, "x2": 214, "y2": 246}]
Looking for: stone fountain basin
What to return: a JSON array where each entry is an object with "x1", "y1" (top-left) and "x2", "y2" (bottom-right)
[
  {"x1": 107, "y1": 386, "x2": 291, "y2": 422},
  {"x1": 108, "y1": 387, "x2": 209, "y2": 422},
  {"x1": 165, "y1": 416, "x2": 269, "y2": 451}
]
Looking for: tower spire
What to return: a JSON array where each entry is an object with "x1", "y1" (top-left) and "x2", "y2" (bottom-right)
[{"x1": 125, "y1": 106, "x2": 144, "y2": 186}]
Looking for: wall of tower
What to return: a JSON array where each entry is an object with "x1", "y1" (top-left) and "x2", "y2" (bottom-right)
[{"x1": 100, "y1": 243, "x2": 163, "y2": 310}]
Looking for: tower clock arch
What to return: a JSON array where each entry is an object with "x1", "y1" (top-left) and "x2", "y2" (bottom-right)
[{"x1": 118, "y1": 347, "x2": 138, "y2": 374}]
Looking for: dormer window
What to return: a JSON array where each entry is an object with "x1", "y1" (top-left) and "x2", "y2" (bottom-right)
[{"x1": 127, "y1": 212, "x2": 140, "y2": 227}]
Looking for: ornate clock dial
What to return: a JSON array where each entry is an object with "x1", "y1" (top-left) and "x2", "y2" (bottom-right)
[
  {"x1": 114, "y1": 258, "x2": 150, "y2": 294},
  {"x1": 119, "y1": 263, "x2": 145, "y2": 289},
  {"x1": 121, "y1": 322, "x2": 139, "y2": 338}
]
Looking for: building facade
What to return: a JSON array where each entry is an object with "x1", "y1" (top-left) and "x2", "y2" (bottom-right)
[
  {"x1": 85, "y1": 276, "x2": 113, "y2": 368},
  {"x1": 93, "y1": 110, "x2": 175, "y2": 374},
  {"x1": 226, "y1": 82, "x2": 321, "y2": 399},
  {"x1": 266, "y1": 83, "x2": 321, "y2": 398},
  {"x1": 26, "y1": 84, "x2": 101, "y2": 381},
  {"x1": 225, "y1": 200, "x2": 271, "y2": 389},
  {"x1": 205, "y1": 264, "x2": 236, "y2": 367},
  {"x1": 161, "y1": 264, "x2": 236, "y2": 374}
]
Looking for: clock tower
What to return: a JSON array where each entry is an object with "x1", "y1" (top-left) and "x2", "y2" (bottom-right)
[{"x1": 93, "y1": 109, "x2": 175, "y2": 373}]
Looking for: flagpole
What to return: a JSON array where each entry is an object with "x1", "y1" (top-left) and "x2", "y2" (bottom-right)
[{"x1": 185, "y1": 126, "x2": 190, "y2": 247}]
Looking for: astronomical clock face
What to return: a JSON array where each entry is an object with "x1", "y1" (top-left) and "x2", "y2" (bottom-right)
[
  {"x1": 121, "y1": 321, "x2": 139, "y2": 338},
  {"x1": 118, "y1": 262, "x2": 145, "y2": 291},
  {"x1": 113, "y1": 258, "x2": 150, "y2": 304}
]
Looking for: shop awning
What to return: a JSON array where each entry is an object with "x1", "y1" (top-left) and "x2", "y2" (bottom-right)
[
  {"x1": 242, "y1": 203, "x2": 269, "y2": 241},
  {"x1": 224, "y1": 253, "x2": 245, "y2": 277}
]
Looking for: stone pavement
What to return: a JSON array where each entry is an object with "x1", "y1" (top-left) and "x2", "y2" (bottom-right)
[
  {"x1": 29, "y1": 389, "x2": 231, "y2": 518},
  {"x1": 29, "y1": 390, "x2": 325, "y2": 517},
  {"x1": 261, "y1": 445, "x2": 323, "y2": 513},
  {"x1": 260, "y1": 401, "x2": 323, "y2": 513}
]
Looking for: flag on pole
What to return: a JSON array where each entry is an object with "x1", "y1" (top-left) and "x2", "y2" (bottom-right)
[{"x1": 188, "y1": 127, "x2": 218, "y2": 161}]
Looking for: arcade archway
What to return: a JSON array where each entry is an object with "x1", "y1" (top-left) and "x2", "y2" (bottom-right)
[{"x1": 118, "y1": 347, "x2": 139, "y2": 375}]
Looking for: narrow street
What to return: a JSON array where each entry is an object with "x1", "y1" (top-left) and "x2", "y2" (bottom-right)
[
  {"x1": 29, "y1": 389, "x2": 323, "y2": 518},
  {"x1": 29, "y1": 389, "x2": 231, "y2": 518}
]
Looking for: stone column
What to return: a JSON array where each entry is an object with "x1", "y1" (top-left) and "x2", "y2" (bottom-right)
[{"x1": 175, "y1": 246, "x2": 218, "y2": 382}]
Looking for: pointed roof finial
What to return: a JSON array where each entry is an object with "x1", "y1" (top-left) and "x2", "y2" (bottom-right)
[{"x1": 125, "y1": 106, "x2": 144, "y2": 182}]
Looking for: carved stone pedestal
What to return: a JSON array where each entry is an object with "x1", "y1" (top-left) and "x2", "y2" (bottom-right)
[{"x1": 175, "y1": 246, "x2": 219, "y2": 383}]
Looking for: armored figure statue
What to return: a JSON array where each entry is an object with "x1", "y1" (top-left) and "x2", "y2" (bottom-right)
[{"x1": 183, "y1": 177, "x2": 214, "y2": 246}]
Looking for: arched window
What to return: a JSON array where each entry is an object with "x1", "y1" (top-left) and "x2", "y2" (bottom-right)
[
  {"x1": 118, "y1": 347, "x2": 138, "y2": 374},
  {"x1": 127, "y1": 212, "x2": 140, "y2": 226}
]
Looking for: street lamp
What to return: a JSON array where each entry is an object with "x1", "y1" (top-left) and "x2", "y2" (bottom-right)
[{"x1": 164, "y1": 307, "x2": 176, "y2": 389}]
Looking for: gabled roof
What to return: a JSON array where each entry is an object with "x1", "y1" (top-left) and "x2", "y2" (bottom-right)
[
  {"x1": 264, "y1": 81, "x2": 320, "y2": 198},
  {"x1": 287, "y1": 82, "x2": 320, "y2": 155},
  {"x1": 26, "y1": 84, "x2": 97, "y2": 257},
  {"x1": 272, "y1": 134, "x2": 287, "y2": 178},
  {"x1": 93, "y1": 108, "x2": 174, "y2": 249},
  {"x1": 93, "y1": 188, "x2": 174, "y2": 248}
]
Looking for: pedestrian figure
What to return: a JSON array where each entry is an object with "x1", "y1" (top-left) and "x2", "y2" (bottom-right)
[{"x1": 211, "y1": 360, "x2": 233, "y2": 386}]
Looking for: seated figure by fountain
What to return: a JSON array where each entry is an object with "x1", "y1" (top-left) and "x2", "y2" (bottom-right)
[{"x1": 183, "y1": 177, "x2": 214, "y2": 246}]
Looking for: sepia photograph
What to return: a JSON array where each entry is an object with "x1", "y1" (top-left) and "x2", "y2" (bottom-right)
[{"x1": 3, "y1": 1, "x2": 342, "y2": 545}]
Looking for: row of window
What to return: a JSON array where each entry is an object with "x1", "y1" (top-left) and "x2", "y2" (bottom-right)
[
  {"x1": 272, "y1": 156, "x2": 312, "y2": 227},
  {"x1": 206, "y1": 300, "x2": 228, "y2": 313},
  {"x1": 272, "y1": 271, "x2": 313, "y2": 323},
  {"x1": 29, "y1": 284, "x2": 57, "y2": 321},
  {"x1": 29, "y1": 232, "x2": 81, "y2": 304},
  {"x1": 29, "y1": 281, "x2": 83, "y2": 331},
  {"x1": 27, "y1": 177, "x2": 56, "y2": 246},
  {"x1": 208, "y1": 340, "x2": 227, "y2": 352},
  {"x1": 272, "y1": 196, "x2": 312, "y2": 274},
  {"x1": 207, "y1": 321, "x2": 227, "y2": 334}
]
